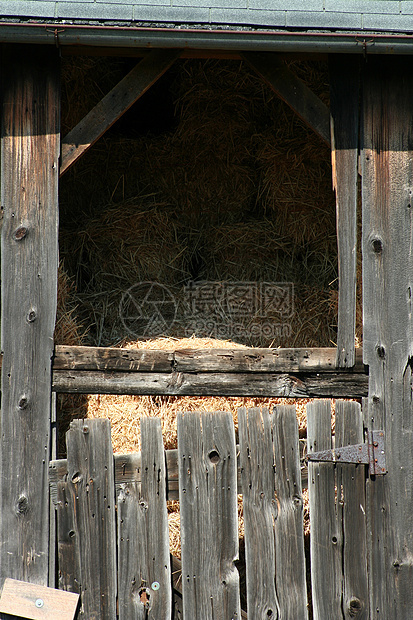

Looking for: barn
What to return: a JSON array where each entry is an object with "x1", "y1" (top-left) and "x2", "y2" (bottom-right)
[{"x1": 0, "y1": 1, "x2": 412, "y2": 618}]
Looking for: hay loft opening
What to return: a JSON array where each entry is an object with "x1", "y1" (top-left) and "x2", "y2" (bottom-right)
[{"x1": 58, "y1": 56, "x2": 352, "y2": 350}]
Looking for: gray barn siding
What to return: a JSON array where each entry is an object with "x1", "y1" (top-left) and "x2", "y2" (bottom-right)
[{"x1": 1, "y1": 0, "x2": 413, "y2": 33}]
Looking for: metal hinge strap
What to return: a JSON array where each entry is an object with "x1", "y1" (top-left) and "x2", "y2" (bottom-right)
[{"x1": 307, "y1": 430, "x2": 386, "y2": 475}]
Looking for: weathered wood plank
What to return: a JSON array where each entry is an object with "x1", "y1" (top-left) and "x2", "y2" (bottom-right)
[
  {"x1": 243, "y1": 52, "x2": 330, "y2": 144},
  {"x1": 170, "y1": 555, "x2": 248, "y2": 620},
  {"x1": 329, "y1": 55, "x2": 360, "y2": 368},
  {"x1": 118, "y1": 417, "x2": 171, "y2": 619},
  {"x1": 53, "y1": 345, "x2": 365, "y2": 373},
  {"x1": 52, "y1": 369, "x2": 368, "y2": 397},
  {"x1": 0, "y1": 578, "x2": 79, "y2": 620},
  {"x1": 0, "y1": 44, "x2": 60, "y2": 586},
  {"x1": 238, "y1": 407, "x2": 279, "y2": 619},
  {"x1": 60, "y1": 49, "x2": 181, "y2": 175},
  {"x1": 307, "y1": 400, "x2": 341, "y2": 619},
  {"x1": 272, "y1": 406, "x2": 308, "y2": 618},
  {"x1": 177, "y1": 411, "x2": 240, "y2": 619},
  {"x1": 335, "y1": 400, "x2": 368, "y2": 619},
  {"x1": 361, "y1": 56, "x2": 413, "y2": 617},
  {"x1": 56, "y1": 419, "x2": 117, "y2": 618}
]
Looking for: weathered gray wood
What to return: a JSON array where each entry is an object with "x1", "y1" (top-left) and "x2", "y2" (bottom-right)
[
  {"x1": 272, "y1": 406, "x2": 308, "y2": 618},
  {"x1": 177, "y1": 411, "x2": 240, "y2": 620},
  {"x1": 53, "y1": 369, "x2": 368, "y2": 397},
  {"x1": 238, "y1": 407, "x2": 279, "y2": 619},
  {"x1": 117, "y1": 417, "x2": 171, "y2": 619},
  {"x1": 335, "y1": 400, "x2": 368, "y2": 619},
  {"x1": 56, "y1": 419, "x2": 117, "y2": 618},
  {"x1": 52, "y1": 438, "x2": 309, "y2": 501},
  {"x1": 307, "y1": 400, "x2": 341, "y2": 619},
  {"x1": 243, "y1": 52, "x2": 330, "y2": 144},
  {"x1": 54, "y1": 345, "x2": 364, "y2": 373},
  {"x1": 239, "y1": 407, "x2": 307, "y2": 620},
  {"x1": 0, "y1": 44, "x2": 60, "y2": 586},
  {"x1": 329, "y1": 55, "x2": 360, "y2": 368},
  {"x1": 60, "y1": 49, "x2": 181, "y2": 175},
  {"x1": 361, "y1": 56, "x2": 413, "y2": 618},
  {"x1": 170, "y1": 555, "x2": 248, "y2": 620}
]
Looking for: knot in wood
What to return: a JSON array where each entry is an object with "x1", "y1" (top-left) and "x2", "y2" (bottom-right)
[
  {"x1": 26, "y1": 309, "x2": 37, "y2": 323},
  {"x1": 16, "y1": 494, "x2": 29, "y2": 516},
  {"x1": 348, "y1": 597, "x2": 362, "y2": 617},
  {"x1": 371, "y1": 237, "x2": 383, "y2": 254},
  {"x1": 13, "y1": 226, "x2": 28, "y2": 241}
]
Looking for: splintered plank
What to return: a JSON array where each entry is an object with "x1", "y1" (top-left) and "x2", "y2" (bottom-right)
[
  {"x1": 57, "y1": 419, "x2": 117, "y2": 618},
  {"x1": 361, "y1": 56, "x2": 413, "y2": 617},
  {"x1": 239, "y1": 407, "x2": 307, "y2": 620},
  {"x1": 329, "y1": 55, "x2": 360, "y2": 368},
  {"x1": 0, "y1": 44, "x2": 60, "y2": 586},
  {"x1": 117, "y1": 417, "x2": 171, "y2": 619},
  {"x1": 243, "y1": 52, "x2": 330, "y2": 144},
  {"x1": 335, "y1": 401, "x2": 368, "y2": 619},
  {"x1": 307, "y1": 400, "x2": 341, "y2": 619},
  {"x1": 60, "y1": 49, "x2": 181, "y2": 174},
  {"x1": 177, "y1": 411, "x2": 240, "y2": 620}
]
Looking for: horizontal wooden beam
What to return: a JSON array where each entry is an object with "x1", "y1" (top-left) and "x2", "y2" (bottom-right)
[
  {"x1": 242, "y1": 51, "x2": 330, "y2": 144},
  {"x1": 53, "y1": 345, "x2": 364, "y2": 373},
  {"x1": 60, "y1": 48, "x2": 181, "y2": 175},
  {"x1": 52, "y1": 369, "x2": 367, "y2": 398},
  {"x1": 51, "y1": 345, "x2": 367, "y2": 397},
  {"x1": 50, "y1": 439, "x2": 308, "y2": 502}
]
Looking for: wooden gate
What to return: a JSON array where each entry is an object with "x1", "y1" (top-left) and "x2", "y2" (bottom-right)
[{"x1": 50, "y1": 401, "x2": 368, "y2": 619}]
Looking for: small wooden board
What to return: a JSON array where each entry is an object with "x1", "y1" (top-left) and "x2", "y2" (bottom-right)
[{"x1": 0, "y1": 579, "x2": 79, "y2": 619}]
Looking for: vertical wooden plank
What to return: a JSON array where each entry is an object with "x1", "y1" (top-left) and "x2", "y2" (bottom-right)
[
  {"x1": 307, "y1": 400, "x2": 341, "y2": 619},
  {"x1": 177, "y1": 411, "x2": 240, "y2": 620},
  {"x1": 0, "y1": 43, "x2": 60, "y2": 586},
  {"x1": 117, "y1": 417, "x2": 171, "y2": 619},
  {"x1": 329, "y1": 55, "x2": 360, "y2": 368},
  {"x1": 272, "y1": 405, "x2": 308, "y2": 618},
  {"x1": 57, "y1": 419, "x2": 117, "y2": 618},
  {"x1": 238, "y1": 407, "x2": 279, "y2": 619},
  {"x1": 361, "y1": 55, "x2": 413, "y2": 618},
  {"x1": 239, "y1": 406, "x2": 308, "y2": 620},
  {"x1": 335, "y1": 400, "x2": 369, "y2": 619}
]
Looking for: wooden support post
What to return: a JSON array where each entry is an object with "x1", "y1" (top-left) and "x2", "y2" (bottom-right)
[
  {"x1": 0, "y1": 44, "x2": 60, "y2": 586},
  {"x1": 329, "y1": 55, "x2": 360, "y2": 368},
  {"x1": 362, "y1": 56, "x2": 413, "y2": 617}
]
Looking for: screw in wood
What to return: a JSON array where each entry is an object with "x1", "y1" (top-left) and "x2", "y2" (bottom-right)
[{"x1": 35, "y1": 599, "x2": 44, "y2": 608}]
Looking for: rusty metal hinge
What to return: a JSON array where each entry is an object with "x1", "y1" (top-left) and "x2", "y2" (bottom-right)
[{"x1": 307, "y1": 430, "x2": 386, "y2": 476}]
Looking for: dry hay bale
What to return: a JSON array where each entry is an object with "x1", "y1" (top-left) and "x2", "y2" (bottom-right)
[
  {"x1": 65, "y1": 198, "x2": 189, "y2": 345},
  {"x1": 137, "y1": 60, "x2": 265, "y2": 228}
]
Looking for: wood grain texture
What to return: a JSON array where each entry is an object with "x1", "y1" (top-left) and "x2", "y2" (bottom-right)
[
  {"x1": 361, "y1": 56, "x2": 413, "y2": 618},
  {"x1": 56, "y1": 419, "x2": 117, "y2": 619},
  {"x1": 329, "y1": 55, "x2": 360, "y2": 368},
  {"x1": 238, "y1": 407, "x2": 279, "y2": 619},
  {"x1": 52, "y1": 369, "x2": 368, "y2": 398},
  {"x1": 335, "y1": 401, "x2": 368, "y2": 619},
  {"x1": 177, "y1": 411, "x2": 240, "y2": 620},
  {"x1": 117, "y1": 417, "x2": 171, "y2": 619},
  {"x1": 0, "y1": 579, "x2": 78, "y2": 620},
  {"x1": 0, "y1": 44, "x2": 60, "y2": 586},
  {"x1": 243, "y1": 52, "x2": 330, "y2": 144},
  {"x1": 60, "y1": 49, "x2": 181, "y2": 174},
  {"x1": 272, "y1": 406, "x2": 308, "y2": 619},
  {"x1": 307, "y1": 400, "x2": 341, "y2": 619},
  {"x1": 54, "y1": 345, "x2": 364, "y2": 373}
]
